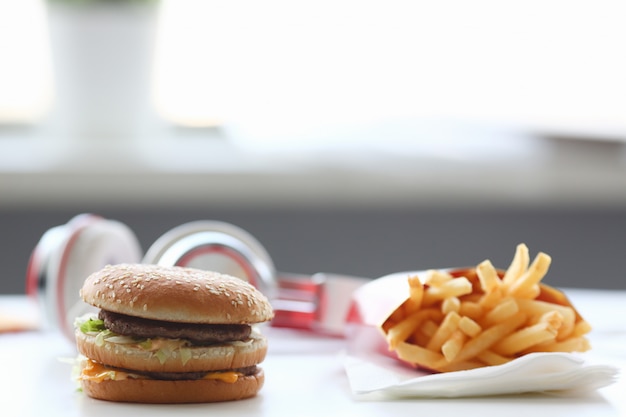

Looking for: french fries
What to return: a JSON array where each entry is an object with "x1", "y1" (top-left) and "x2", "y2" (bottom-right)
[{"x1": 381, "y1": 244, "x2": 591, "y2": 372}]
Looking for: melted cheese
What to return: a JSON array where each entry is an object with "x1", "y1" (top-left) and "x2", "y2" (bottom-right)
[
  {"x1": 203, "y1": 371, "x2": 241, "y2": 383},
  {"x1": 80, "y1": 359, "x2": 241, "y2": 384},
  {"x1": 80, "y1": 359, "x2": 130, "y2": 382}
]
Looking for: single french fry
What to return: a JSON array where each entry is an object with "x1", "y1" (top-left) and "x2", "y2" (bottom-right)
[
  {"x1": 538, "y1": 310, "x2": 563, "y2": 331},
  {"x1": 424, "y1": 277, "x2": 473, "y2": 307},
  {"x1": 459, "y1": 301, "x2": 483, "y2": 321},
  {"x1": 446, "y1": 312, "x2": 527, "y2": 365},
  {"x1": 458, "y1": 316, "x2": 482, "y2": 338},
  {"x1": 441, "y1": 296, "x2": 461, "y2": 314},
  {"x1": 572, "y1": 320, "x2": 592, "y2": 337},
  {"x1": 516, "y1": 298, "x2": 576, "y2": 340},
  {"x1": 524, "y1": 336, "x2": 591, "y2": 354},
  {"x1": 515, "y1": 283, "x2": 541, "y2": 299},
  {"x1": 478, "y1": 286, "x2": 503, "y2": 309},
  {"x1": 502, "y1": 243, "x2": 530, "y2": 286},
  {"x1": 411, "y1": 320, "x2": 439, "y2": 346},
  {"x1": 410, "y1": 330, "x2": 431, "y2": 347},
  {"x1": 476, "y1": 260, "x2": 500, "y2": 293},
  {"x1": 507, "y1": 252, "x2": 552, "y2": 297},
  {"x1": 395, "y1": 341, "x2": 445, "y2": 371},
  {"x1": 516, "y1": 298, "x2": 573, "y2": 319},
  {"x1": 436, "y1": 359, "x2": 485, "y2": 372},
  {"x1": 405, "y1": 275, "x2": 424, "y2": 313},
  {"x1": 480, "y1": 297, "x2": 518, "y2": 328},
  {"x1": 461, "y1": 293, "x2": 482, "y2": 303},
  {"x1": 423, "y1": 270, "x2": 453, "y2": 286},
  {"x1": 420, "y1": 320, "x2": 439, "y2": 338},
  {"x1": 385, "y1": 307, "x2": 405, "y2": 327},
  {"x1": 408, "y1": 274, "x2": 422, "y2": 288},
  {"x1": 476, "y1": 350, "x2": 511, "y2": 366},
  {"x1": 426, "y1": 311, "x2": 461, "y2": 352},
  {"x1": 386, "y1": 308, "x2": 442, "y2": 350},
  {"x1": 491, "y1": 322, "x2": 557, "y2": 356},
  {"x1": 441, "y1": 330, "x2": 467, "y2": 362}
]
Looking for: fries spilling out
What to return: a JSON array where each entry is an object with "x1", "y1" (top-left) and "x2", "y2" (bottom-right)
[{"x1": 381, "y1": 244, "x2": 591, "y2": 372}]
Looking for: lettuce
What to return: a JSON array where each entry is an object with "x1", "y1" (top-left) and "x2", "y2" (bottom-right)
[
  {"x1": 95, "y1": 330, "x2": 113, "y2": 347},
  {"x1": 79, "y1": 318, "x2": 106, "y2": 334}
]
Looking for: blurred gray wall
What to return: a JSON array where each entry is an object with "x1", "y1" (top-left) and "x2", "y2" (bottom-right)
[{"x1": 2, "y1": 206, "x2": 624, "y2": 294}]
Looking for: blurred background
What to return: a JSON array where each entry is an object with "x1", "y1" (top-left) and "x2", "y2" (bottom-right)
[{"x1": 1, "y1": 0, "x2": 625, "y2": 294}]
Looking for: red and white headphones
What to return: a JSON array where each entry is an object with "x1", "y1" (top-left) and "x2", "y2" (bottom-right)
[{"x1": 27, "y1": 214, "x2": 368, "y2": 341}]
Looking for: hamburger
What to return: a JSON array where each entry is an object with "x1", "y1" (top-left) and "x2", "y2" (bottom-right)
[{"x1": 74, "y1": 263, "x2": 274, "y2": 403}]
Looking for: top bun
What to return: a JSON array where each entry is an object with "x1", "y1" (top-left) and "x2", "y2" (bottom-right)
[{"x1": 80, "y1": 264, "x2": 274, "y2": 324}]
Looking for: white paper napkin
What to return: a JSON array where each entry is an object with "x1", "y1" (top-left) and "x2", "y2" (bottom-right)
[{"x1": 344, "y1": 351, "x2": 619, "y2": 398}]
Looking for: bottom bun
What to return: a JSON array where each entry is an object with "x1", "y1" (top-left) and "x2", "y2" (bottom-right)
[{"x1": 81, "y1": 369, "x2": 265, "y2": 403}]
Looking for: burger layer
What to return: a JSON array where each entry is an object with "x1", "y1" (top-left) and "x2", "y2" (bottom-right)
[
  {"x1": 80, "y1": 264, "x2": 274, "y2": 324},
  {"x1": 98, "y1": 309, "x2": 252, "y2": 344},
  {"x1": 79, "y1": 360, "x2": 265, "y2": 403},
  {"x1": 75, "y1": 326, "x2": 268, "y2": 373}
]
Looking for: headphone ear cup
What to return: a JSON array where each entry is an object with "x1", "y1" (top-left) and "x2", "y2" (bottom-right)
[
  {"x1": 143, "y1": 220, "x2": 276, "y2": 297},
  {"x1": 27, "y1": 214, "x2": 142, "y2": 341}
]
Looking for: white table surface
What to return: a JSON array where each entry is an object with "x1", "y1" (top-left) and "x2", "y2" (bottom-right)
[{"x1": 1, "y1": 288, "x2": 625, "y2": 417}]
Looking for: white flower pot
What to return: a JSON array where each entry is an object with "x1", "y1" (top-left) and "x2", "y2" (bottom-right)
[{"x1": 47, "y1": 2, "x2": 158, "y2": 142}]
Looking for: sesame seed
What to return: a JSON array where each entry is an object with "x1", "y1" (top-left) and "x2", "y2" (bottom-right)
[{"x1": 143, "y1": 304, "x2": 148, "y2": 311}]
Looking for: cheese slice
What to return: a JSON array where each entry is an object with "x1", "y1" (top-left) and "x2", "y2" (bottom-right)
[{"x1": 80, "y1": 359, "x2": 128, "y2": 383}]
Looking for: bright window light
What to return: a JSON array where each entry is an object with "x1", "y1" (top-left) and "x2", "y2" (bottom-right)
[
  {"x1": 0, "y1": 0, "x2": 53, "y2": 123},
  {"x1": 152, "y1": 0, "x2": 626, "y2": 147}
]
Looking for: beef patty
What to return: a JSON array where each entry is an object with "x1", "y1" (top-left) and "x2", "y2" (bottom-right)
[
  {"x1": 98, "y1": 310, "x2": 252, "y2": 345},
  {"x1": 127, "y1": 366, "x2": 259, "y2": 381}
]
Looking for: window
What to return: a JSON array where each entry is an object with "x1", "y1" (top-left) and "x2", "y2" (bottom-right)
[
  {"x1": 1, "y1": 0, "x2": 624, "y2": 208},
  {"x1": 153, "y1": 0, "x2": 626, "y2": 148},
  {"x1": 1, "y1": 0, "x2": 625, "y2": 153}
]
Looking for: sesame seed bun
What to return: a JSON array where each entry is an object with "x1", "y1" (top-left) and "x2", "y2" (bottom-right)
[
  {"x1": 79, "y1": 264, "x2": 274, "y2": 324},
  {"x1": 80, "y1": 368, "x2": 265, "y2": 404}
]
